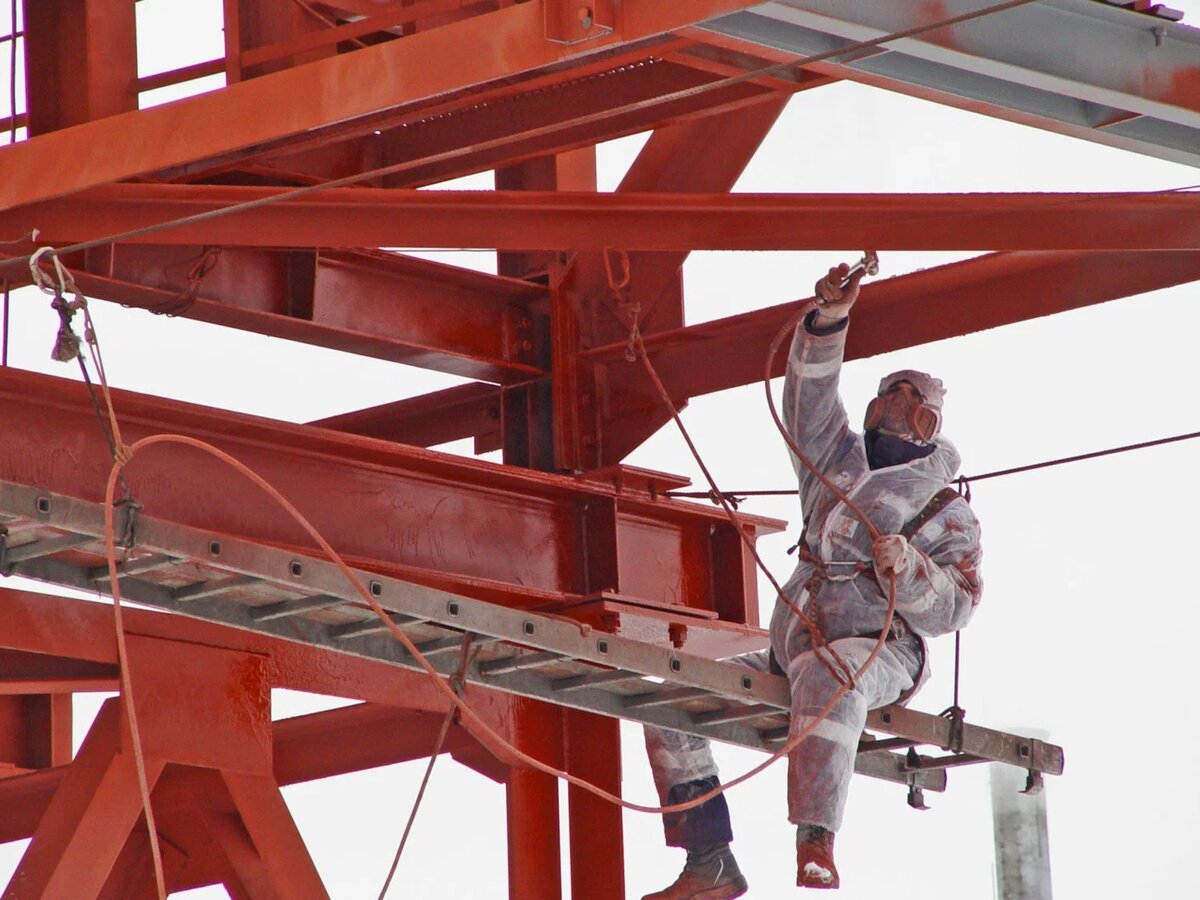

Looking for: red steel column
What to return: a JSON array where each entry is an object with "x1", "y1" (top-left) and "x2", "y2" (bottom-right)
[
  {"x1": 566, "y1": 710, "x2": 624, "y2": 899},
  {"x1": 504, "y1": 699, "x2": 564, "y2": 900},
  {"x1": 23, "y1": 0, "x2": 138, "y2": 134},
  {"x1": 225, "y1": 0, "x2": 329, "y2": 81},
  {"x1": 497, "y1": 148, "x2": 598, "y2": 471},
  {"x1": 0, "y1": 694, "x2": 72, "y2": 772}
]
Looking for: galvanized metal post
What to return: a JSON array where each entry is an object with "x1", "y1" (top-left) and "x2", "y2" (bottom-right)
[{"x1": 990, "y1": 729, "x2": 1053, "y2": 900}]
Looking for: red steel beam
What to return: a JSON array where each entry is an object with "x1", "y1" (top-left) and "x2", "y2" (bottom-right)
[
  {"x1": 271, "y1": 703, "x2": 483, "y2": 786},
  {"x1": 0, "y1": 372, "x2": 776, "y2": 620},
  {"x1": 0, "y1": 702, "x2": 492, "y2": 817},
  {"x1": 300, "y1": 249, "x2": 1200, "y2": 454},
  {"x1": 0, "y1": 592, "x2": 524, "y2": 844},
  {"x1": 7, "y1": 702, "x2": 167, "y2": 898},
  {"x1": 185, "y1": 36, "x2": 702, "y2": 187},
  {"x1": 366, "y1": 61, "x2": 800, "y2": 189},
  {"x1": 310, "y1": 382, "x2": 503, "y2": 451},
  {"x1": 587, "y1": 250, "x2": 1200, "y2": 400},
  {"x1": 0, "y1": 651, "x2": 116, "y2": 694},
  {"x1": 584, "y1": 94, "x2": 790, "y2": 344},
  {"x1": 64, "y1": 246, "x2": 547, "y2": 383},
  {"x1": 0, "y1": 586, "x2": 456, "y2": 709},
  {"x1": 10, "y1": 186, "x2": 1200, "y2": 251},
  {"x1": 0, "y1": 0, "x2": 765, "y2": 210}
]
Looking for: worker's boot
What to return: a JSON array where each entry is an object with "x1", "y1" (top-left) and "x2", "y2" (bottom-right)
[
  {"x1": 796, "y1": 824, "x2": 840, "y2": 889},
  {"x1": 641, "y1": 843, "x2": 748, "y2": 900}
]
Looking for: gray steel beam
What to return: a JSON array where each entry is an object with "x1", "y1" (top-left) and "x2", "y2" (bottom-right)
[{"x1": 702, "y1": 0, "x2": 1200, "y2": 166}]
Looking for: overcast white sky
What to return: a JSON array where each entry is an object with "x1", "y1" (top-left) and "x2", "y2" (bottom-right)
[{"x1": 2, "y1": 2, "x2": 1200, "y2": 898}]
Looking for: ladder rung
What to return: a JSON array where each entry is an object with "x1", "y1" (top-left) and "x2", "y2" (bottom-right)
[
  {"x1": 551, "y1": 670, "x2": 643, "y2": 693},
  {"x1": 624, "y1": 687, "x2": 713, "y2": 710},
  {"x1": 479, "y1": 650, "x2": 565, "y2": 676},
  {"x1": 172, "y1": 574, "x2": 260, "y2": 602},
  {"x1": 406, "y1": 636, "x2": 466, "y2": 657},
  {"x1": 330, "y1": 614, "x2": 421, "y2": 640},
  {"x1": 693, "y1": 703, "x2": 780, "y2": 726},
  {"x1": 88, "y1": 554, "x2": 177, "y2": 584},
  {"x1": 762, "y1": 727, "x2": 790, "y2": 745},
  {"x1": 250, "y1": 594, "x2": 348, "y2": 622},
  {"x1": 903, "y1": 752, "x2": 985, "y2": 772},
  {"x1": 5, "y1": 534, "x2": 93, "y2": 563},
  {"x1": 406, "y1": 634, "x2": 501, "y2": 659},
  {"x1": 858, "y1": 737, "x2": 918, "y2": 754}
]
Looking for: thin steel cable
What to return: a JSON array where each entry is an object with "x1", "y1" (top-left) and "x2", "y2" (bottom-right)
[
  {"x1": 377, "y1": 706, "x2": 455, "y2": 900},
  {"x1": 0, "y1": 0, "x2": 1045, "y2": 272},
  {"x1": 378, "y1": 634, "x2": 478, "y2": 900},
  {"x1": 666, "y1": 427, "x2": 1200, "y2": 502},
  {"x1": 953, "y1": 631, "x2": 962, "y2": 711}
]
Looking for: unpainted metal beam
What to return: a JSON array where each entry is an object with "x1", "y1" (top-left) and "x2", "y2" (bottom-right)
[{"x1": 699, "y1": 0, "x2": 1200, "y2": 168}]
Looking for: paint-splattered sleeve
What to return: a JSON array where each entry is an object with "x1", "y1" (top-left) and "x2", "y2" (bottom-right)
[
  {"x1": 884, "y1": 497, "x2": 984, "y2": 637},
  {"x1": 781, "y1": 312, "x2": 855, "y2": 500}
]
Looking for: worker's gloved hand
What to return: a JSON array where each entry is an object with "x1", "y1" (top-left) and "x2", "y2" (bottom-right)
[
  {"x1": 813, "y1": 263, "x2": 865, "y2": 322},
  {"x1": 872, "y1": 534, "x2": 910, "y2": 576}
]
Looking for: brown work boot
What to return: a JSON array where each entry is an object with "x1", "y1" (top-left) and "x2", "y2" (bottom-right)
[
  {"x1": 642, "y1": 843, "x2": 748, "y2": 899},
  {"x1": 796, "y1": 824, "x2": 840, "y2": 889}
]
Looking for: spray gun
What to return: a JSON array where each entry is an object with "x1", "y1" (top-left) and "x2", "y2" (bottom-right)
[{"x1": 839, "y1": 250, "x2": 879, "y2": 289}]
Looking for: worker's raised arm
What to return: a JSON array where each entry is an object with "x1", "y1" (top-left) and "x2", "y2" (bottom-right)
[{"x1": 780, "y1": 264, "x2": 866, "y2": 492}]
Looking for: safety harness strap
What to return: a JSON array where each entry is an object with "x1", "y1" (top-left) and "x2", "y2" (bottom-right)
[{"x1": 899, "y1": 486, "x2": 962, "y2": 541}]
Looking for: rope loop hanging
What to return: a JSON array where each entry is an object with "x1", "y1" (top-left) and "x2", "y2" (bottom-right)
[
  {"x1": 603, "y1": 247, "x2": 640, "y2": 362},
  {"x1": 29, "y1": 245, "x2": 76, "y2": 299}
]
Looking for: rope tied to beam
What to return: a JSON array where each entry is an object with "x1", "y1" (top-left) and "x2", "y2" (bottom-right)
[{"x1": 603, "y1": 246, "x2": 640, "y2": 362}]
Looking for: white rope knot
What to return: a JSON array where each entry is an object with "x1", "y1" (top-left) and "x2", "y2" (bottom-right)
[{"x1": 29, "y1": 246, "x2": 77, "y2": 298}]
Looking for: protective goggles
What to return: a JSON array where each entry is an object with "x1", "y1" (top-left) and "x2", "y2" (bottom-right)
[{"x1": 863, "y1": 383, "x2": 941, "y2": 443}]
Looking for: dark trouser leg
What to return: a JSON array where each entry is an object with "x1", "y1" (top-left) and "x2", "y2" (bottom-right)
[{"x1": 662, "y1": 775, "x2": 733, "y2": 851}]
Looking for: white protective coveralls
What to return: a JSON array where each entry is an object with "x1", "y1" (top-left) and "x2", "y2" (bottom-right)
[{"x1": 645, "y1": 311, "x2": 983, "y2": 835}]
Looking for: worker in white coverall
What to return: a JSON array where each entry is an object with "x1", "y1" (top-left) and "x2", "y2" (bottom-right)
[{"x1": 643, "y1": 263, "x2": 984, "y2": 897}]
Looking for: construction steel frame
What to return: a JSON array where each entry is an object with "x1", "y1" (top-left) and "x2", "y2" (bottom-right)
[{"x1": 0, "y1": 0, "x2": 1194, "y2": 896}]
